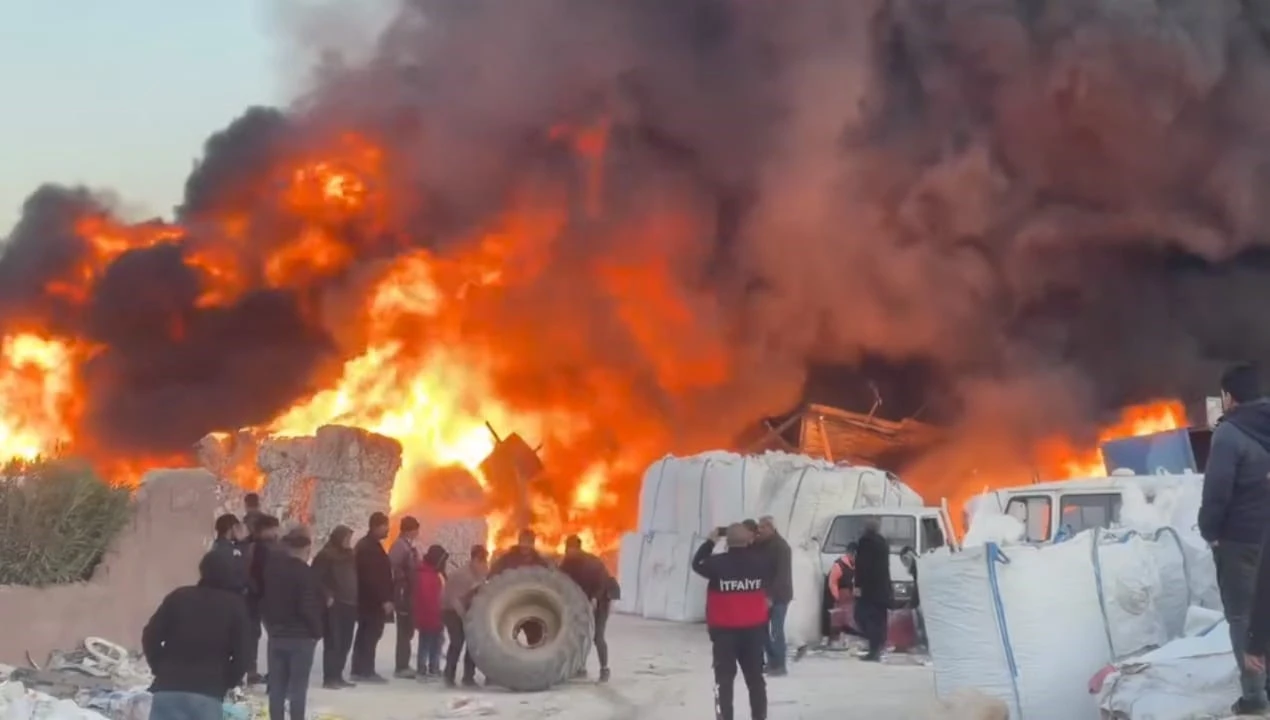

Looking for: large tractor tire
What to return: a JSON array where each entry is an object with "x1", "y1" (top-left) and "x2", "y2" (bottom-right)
[{"x1": 465, "y1": 566, "x2": 595, "y2": 692}]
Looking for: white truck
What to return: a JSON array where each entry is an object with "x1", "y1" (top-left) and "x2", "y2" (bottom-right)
[
  {"x1": 974, "y1": 472, "x2": 1201, "y2": 543},
  {"x1": 816, "y1": 505, "x2": 956, "y2": 608}
]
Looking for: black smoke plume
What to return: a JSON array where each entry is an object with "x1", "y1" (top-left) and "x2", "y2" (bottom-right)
[{"x1": 4, "y1": 0, "x2": 1270, "y2": 486}]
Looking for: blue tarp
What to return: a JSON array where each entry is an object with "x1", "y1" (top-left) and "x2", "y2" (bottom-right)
[{"x1": 1100, "y1": 429, "x2": 1198, "y2": 475}]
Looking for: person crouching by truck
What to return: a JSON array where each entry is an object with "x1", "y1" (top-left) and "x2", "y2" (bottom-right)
[
  {"x1": 441, "y1": 545, "x2": 488, "y2": 688},
  {"x1": 692, "y1": 523, "x2": 768, "y2": 720},
  {"x1": 559, "y1": 534, "x2": 617, "y2": 682},
  {"x1": 823, "y1": 543, "x2": 857, "y2": 649}
]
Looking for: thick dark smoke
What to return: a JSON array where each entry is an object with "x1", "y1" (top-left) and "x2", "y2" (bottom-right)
[{"x1": 5, "y1": 0, "x2": 1270, "y2": 480}]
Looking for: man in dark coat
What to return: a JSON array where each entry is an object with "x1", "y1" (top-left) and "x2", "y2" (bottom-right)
[
  {"x1": 211, "y1": 513, "x2": 248, "y2": 595},
  {"x1": 242, "y1": 493, "x2": 264, "y2": 537},
  {"x1": 853, "y1": 519, "x2": 892, "y2": 662},
  {"x1": 350, "y1": 512, "x2": 393, "y2": 683},
  {"x1": 488, "y1": 528, "x2": 550, "y2": 577},
  {"x1": 243, "y1": 514, "x2": 281, "y2": 684},
  {"x1": 1199, "y1": 363, "x2": 1270, "y2": 714},
  {"x1": 311, "y1": 525, "x2": 358, "y2": 689},
  {"x1": 388, "y1": 515, "x2": 422, "y2": 678},
  {"x1": 261, "y1": 527, "x2": 325, "y2": 720},
  {"x1": 753, "y1": 516, "x2": 793, "y2": 676},
  {"x1": 143, "y1": 550, "x2": 252, "y2": 720},
  {"x1": 559, "y1": 534, "x2": 617, "y2": 682}
]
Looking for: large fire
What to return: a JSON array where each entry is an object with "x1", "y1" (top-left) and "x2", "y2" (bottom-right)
[
  {"x1": 1036, "y1": 400, "x2": 1189, "y2": 480},
  {"x1": 0, "y1": 123, "x2": 717, "y2": 554},
  {"x1": 0, "y1": 116, "x2": 1195, "y2": 554}
]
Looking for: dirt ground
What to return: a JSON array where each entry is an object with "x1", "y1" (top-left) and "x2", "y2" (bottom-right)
[{"x1": 291, "y1": 614, "x2": 940, "y2": 720}]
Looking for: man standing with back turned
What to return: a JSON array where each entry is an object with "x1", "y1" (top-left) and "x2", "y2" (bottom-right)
[
  {"x1": 262, "y1": 528, "x2": 324, "y2": 720},
  {"x1": 692, "y1": 523, "x2": 768, "y2": 720},
  {"x1": 1199, "y1": 362, "x2": 1270, "y2": 715}
]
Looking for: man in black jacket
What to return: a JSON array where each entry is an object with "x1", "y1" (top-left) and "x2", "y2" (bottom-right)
[
  {"x1": 853, "y1": 519, "x2": 892, "y2": 662},
  {"x1": 1199, "y1": 363, "x2": 1270, "y2": 714},
  {"x1": 143, "y1": 550, "x2": 252, "y2": 720},
  {"x1": 559, "y1": 534, "x2": 616, "y2": 682},
  {"x1": 211, "y1": 513, "x2": 248, "y2": 595},
  {"x1": 351, "y1": 512, "x2": 394, "y2": 683},
  {"x1": 692, "y1": 523, "x2": 768, "y2": 720},
  {"x1": 312, "y1": 525, "x2": 358, "y2": 689},
  {"x1": 262, "y1": 527, "x2": 324, "y2": 720},
  {"x1": 244, "y1": 514, "x2": 281, "y2": 684},
  {"x1": 388, "y1": 515, "x2": 422, "y2": 678},
  {"x1": 754, "y1": 516, "x2": 792, "y2": 676}
]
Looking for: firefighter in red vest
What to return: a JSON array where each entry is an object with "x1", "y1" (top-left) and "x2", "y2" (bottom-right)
[{"x1": 692, "y1": 523, "x2": 769, "y2": 720}]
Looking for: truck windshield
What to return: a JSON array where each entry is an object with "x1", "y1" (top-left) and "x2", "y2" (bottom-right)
[{"x1": 822, "y1": 515, "x2": 918, "y2": 555}]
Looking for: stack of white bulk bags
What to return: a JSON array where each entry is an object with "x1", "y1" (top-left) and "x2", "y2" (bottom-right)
[
  {"x1": 636, "y1": 452, "x2": 769, "y2": 537},
  {"x1": 619, "y1": 451, "x2": 924, "y2": 625},
  {"x1": 758, "y1": 454, "x2": 922, "y2": 547},
  {"x1": 919, "y1": 530, "x2": 1190, "y2": 720}
]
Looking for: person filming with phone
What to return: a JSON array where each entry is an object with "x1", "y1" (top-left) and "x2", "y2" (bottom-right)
[{"x1": 691, "y1": 523, "x2": 769, "y2": 720}]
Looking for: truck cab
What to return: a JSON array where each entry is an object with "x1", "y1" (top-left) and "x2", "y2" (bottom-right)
[
  {"x1": 984, "y1": 473, "x2": 1200, "y2": 543},
  {"x1": 816, "y1": 507, "x2": 954, "y2": 608}
]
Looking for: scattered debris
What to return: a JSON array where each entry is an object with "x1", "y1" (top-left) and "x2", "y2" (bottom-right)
[
  {"x1": 436, "y1": 696, "x2": 497, "y2": 717},
  {"x1": 0, "y1": 680, "x2": 110, "y2": 720}
]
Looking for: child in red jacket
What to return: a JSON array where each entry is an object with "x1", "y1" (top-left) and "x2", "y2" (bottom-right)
[{"x1": 414, "y1": 545, "x2": 449, "y2": 678}]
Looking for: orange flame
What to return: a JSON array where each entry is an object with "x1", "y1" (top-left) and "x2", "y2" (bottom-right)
[{"x1": 1036, "y1": 400, "x2": 1188, "y2": 480}]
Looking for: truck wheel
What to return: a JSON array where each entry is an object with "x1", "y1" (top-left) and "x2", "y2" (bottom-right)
[{"x1": 465, "y1": 566, "x2": 595, "y2": 692}]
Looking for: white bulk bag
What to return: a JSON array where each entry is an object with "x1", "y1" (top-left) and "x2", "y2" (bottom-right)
[
  {"x1": 614, "y1": 532, "x2": 647, "y2": 616},
  {"x1": 636, "y1": 452, "x2": 770, "y2": 536},
  {"x1": 784, "y1": 543, "x2": 825, "y2": 650},
  {"x1": 920, "y1": 536, "x2": 1108, "y2": 720},
  {"x1": 700, "y1": 453, "x2": 768, "y2": 534},
  {"x1": 637, "y1": 455, "x2": 708, "y2": 534},
  {"x1": 757, "y1": 456, "x2": 921, "y2": 547},
  {"x1": 1096, "y1": 620, "x2": 1238, "y2": 719},
  {"x1": 1087, "y1": 529, "x2": 1190, "y2": 660},
  {"x1": 614, "y1": 531, "x2": 708, "y2": 622},
  {"x1": 1094, "y1": 533, "x2": 1168, "y2": 658}
]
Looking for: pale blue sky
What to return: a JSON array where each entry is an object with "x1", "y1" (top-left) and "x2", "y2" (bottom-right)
[{"x1": 0, "y1": 1, "x2": 279, "y2": 233}]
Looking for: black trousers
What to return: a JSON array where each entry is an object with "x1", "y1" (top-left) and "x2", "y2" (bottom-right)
[
  {"x1": 267, "y1": 637, "x2": 316, "y2": 720},
  {"x1": 322, "y1": 603, "x2": 357, "y2": 682},
  {"x1": 854, "y1": 600, "x2": 888, "y2": 657},
  {"x1": 442, "y1": 610, "x2": 477, "y2": 683},
  {"x1": 594, "y1": 601, "x2": 610, "y2": 670},
  {"x1": 351, "y1": 608, "x2": 386, "y2": 677},
  {"x1": 247, "y1": 601, "x2": 263, "y2": 676},
  {"x1": 395, "y1": 611, "x2": 415, "y2": 672},
  {"x1": 709, "y1": 626, "x2": 766, "y2": 720}
]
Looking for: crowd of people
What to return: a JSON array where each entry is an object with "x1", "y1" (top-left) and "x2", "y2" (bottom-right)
[{"x1": 140, "y1": 498, "x2": 618, "y2": 720}]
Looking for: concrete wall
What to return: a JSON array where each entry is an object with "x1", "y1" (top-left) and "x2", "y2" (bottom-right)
[{"x1": 0, "y1": 468, "x2": 218, "y2": 666}]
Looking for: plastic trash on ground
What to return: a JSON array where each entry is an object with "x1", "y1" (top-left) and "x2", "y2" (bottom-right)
[
  {"x1": 1095, "y1": 612, "x2": 1238, "y2": 720},
  {"x1": 0, "y1": 680, "x2": 110, "y2": 720}
]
